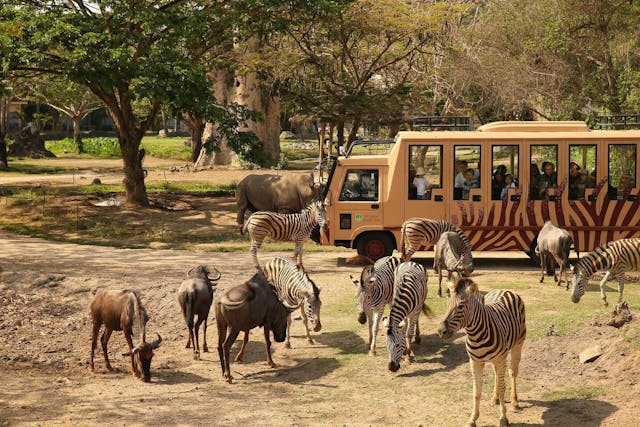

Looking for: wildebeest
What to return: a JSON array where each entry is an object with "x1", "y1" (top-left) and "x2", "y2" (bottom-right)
[
  {"x1": 535, "y1": 221, "x2": 573, "y2": 288},
  {"x1": 433, "y1": 231, "x2": 474, "y2": 297},
  {"x1": 236, "y1": 173, "x2": 322, "y2": 232},
  {"x1": 177, "y1": 265, "x2": 221, "y2": 360},
  {"x1": 90, "y1": 289, "x2": 162, "y2": 382},
  {"x1": 215, "y1": 272, "x2": 291, "y2": 383}
]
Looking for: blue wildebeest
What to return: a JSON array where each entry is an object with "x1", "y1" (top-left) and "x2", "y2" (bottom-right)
[
  {"x1": 215, "y1": 272, "x2": 291, "y2": 383},
  {"x1": 177, "y1": 265, "x2": 221, "y2": 360},
  {"x1": 535, "y1": 221, "x2": 573, "y2": 288}
]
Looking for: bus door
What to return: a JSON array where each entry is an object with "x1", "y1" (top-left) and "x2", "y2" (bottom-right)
[
  {"x1": 606, "y1": 143, "x2": 638, "y2": 241},
  {"x1": 450, "y1": 144, "x2": 484, "y2": 244},
  {"x1": 526, "y1": 141, "x2": 564, "y2": 251},
  {"x1": 568, "y1": 143, "x2": 599, "y2": 251},
  {"x1": 333, "y1": 167, "x2": 386, "y2": 258},
  {"x1": 485, "y1": 143, "x2": 525, "y2": 250},
  {"x1": 406, "y1": 144, "x2": 445, "y2": 220}
]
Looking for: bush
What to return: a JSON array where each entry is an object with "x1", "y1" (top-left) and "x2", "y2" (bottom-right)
[{"x1": 47, "y1": 137, "x2": 120, "y2": 157}]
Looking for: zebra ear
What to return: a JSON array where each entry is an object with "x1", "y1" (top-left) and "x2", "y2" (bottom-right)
[{"x1": 349, "y1": 274, "x2": 359, "y2": 286}]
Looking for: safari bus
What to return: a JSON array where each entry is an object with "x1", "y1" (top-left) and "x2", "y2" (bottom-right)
[{"x1": 317, "y1": 121, "x2": 640, "y2": 260}]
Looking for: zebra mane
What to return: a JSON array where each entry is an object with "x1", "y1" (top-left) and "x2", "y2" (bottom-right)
[
  {"x1": 574, "y1": 242, "x2": 611, "y2": 277},
  {"x1": 295, "y1": 264, "x2": 318, "y2": 297}
]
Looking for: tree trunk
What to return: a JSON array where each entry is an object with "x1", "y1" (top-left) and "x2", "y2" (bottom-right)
[
  {"x1": 72, "y1": 116, "x2": 83, "y2": 154},
  {"x1": 189, "y1": 116, "x2": 205, "y2": 163},
  {"x1": 337, "y1": 120, "x2": 345, "y2": 147},
  {"x1": 236, "y1": 73, "x2": 280, "y2": 165},
  {"x1": 119, "y1": 130, "x2": 149, "y2": 206},
  {"x1": 0, "y1": 97, "x2": 8, "y2": 170},
  {"x1": 206, "y1": 68, "x2": 237, "y2": 166},
  {"x1": 161, "y1": 110, "x2": 169, "y2": 134},
  {"x1": 348, "y1": 117, "x2": 361, "y2": 144}
]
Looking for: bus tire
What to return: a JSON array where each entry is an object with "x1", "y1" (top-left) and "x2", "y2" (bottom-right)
[{"x1": 356, "y1": 232, "x2": 395, "y2": 261}]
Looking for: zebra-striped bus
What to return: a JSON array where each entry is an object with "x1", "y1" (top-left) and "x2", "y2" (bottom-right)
[{"x1": 318, "y1": 121, "x2": 640, "y2": 260}]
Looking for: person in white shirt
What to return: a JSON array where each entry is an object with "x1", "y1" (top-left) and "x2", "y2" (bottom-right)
[{"x1": 412, "y1": 167, "x2": 429, "y2": 199}]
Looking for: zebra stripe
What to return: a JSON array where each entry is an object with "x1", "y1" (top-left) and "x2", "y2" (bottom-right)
[
  {"x1": 263, "y1": 257, "x2": 322, "y2": 348},
  {"x1": 244, "y1": 200, "x2": 327, "y2": 270},
  {"x1": 437, "y1": 278, "x2": 526, "y2": 427},
  {"x1": 401, "y1": 218, "x2": 472, "y2": 261},
  {"x1": 571, "y1": 238, "x2": 640, "y2": 305},
  {"x1": 386, "y1": 261, "x2": 428, "y2": 372},
  {"x1": 349, "y1": 256, "x2": 401, "y2": 356}
]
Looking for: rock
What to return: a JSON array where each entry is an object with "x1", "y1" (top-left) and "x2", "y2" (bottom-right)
[
  {"x1": 148, "y1": 242, "x2": 170, "y2": 250},
  {"x1": 279, "y1": 131, "x2": 297, "y2": 140},
  {"x1": 158, "y1": 129, "x2": 168, "y2": 137},
  {"x1": 91, "y1": 178, "x2": 102, "y2": 185},
  {"x1": 579, "y1": 345, "x2": 603, "y2": 363},
  {"x1": 607, "y1": 301, "x2": 632, "y2": 328}
]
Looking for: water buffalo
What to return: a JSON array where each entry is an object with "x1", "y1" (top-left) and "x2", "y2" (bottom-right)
[
  {"x1": 177, "y1": 265, "x2": 221, "y2": 360},
  {"x1": 236, "y1": 173, "x2": 322, "y2": 232},
  {"x1": 90, "y1": 289, "x2": 162, "y2": 382},
  {"x1": 216, "y1": 272, "x2": 291, "y2": 383}
]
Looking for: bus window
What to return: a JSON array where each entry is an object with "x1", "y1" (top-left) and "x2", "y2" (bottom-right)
[
  {"x1": 491, "y1": 145, "x2": 519, "y2": 200},
  {"x1": 569, "y1": 145, "x2": 597, "y2": 200},
  {"x1": 608, "y1": 145, "x2": 637, "y2": 200},
  {"x1": 530, "y1": 145, "x2": 558, "y2": 200},
  {"x1": 454, "y1": 145, "x2": 481, "y2": 200},
  {"x1": 339, "y1": 169, "x2": 379, "y2": 201},
  {"x1": 408, "y1": 145, "x2": 442, "y2": 200}
]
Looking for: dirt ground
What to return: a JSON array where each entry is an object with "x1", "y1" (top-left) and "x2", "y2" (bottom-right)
[
  {"x1": 1, "y1": 230, "x2": 640, "y2": 426},
  {"x1": 1, "y1": 158, "x2": 640, "y2": 426}
]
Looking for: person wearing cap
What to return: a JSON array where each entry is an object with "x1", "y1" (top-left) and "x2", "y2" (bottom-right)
[{"x1": 412, "y1": 166, "x2": 429, "y2": 200}]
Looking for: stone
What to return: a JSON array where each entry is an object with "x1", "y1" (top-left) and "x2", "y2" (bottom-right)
[
  {"x1": 579, "y1": 345, "x2": 603, "y2": 363},
  {"x1": 158, "y1": 129, "x2": 168, "y2": 137},
  {"x1": 91, "y1": 178, "x2": 102, "y2": 185},
  {"x1": 279, "y1": 130, "x2": 297, "y2": 140}
]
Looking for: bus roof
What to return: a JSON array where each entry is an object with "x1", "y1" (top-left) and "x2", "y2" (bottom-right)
[{"x1": 477, "y1": 121, "x2": 588, "y2": 132}]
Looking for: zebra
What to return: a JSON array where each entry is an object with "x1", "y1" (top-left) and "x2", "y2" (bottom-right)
[
  {"x1": 437, "y1": 278, "x2": 526, "y2": 427},
  {"x1": 243, "y1": 200, "x2": 327, "y2": 270},
  {"x1": 400, "y1": 217, "x2": 472, "y2": 262},
  {"x1": 433, "y1": 231, "x2": 474, "y2": 298},
  {"x1": 386, "y1": 261, "x2": 428, "y2": 372},
  {"x1": 348, "y1": 256, "x2": 401, "y2": 356},
  {"x1": 570, "y1": 238, "x2": 640, "y2": 306}
]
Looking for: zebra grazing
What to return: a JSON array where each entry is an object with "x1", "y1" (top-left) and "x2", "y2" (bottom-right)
[
  {"x1": 434, "y1": 231, "x2": 474, "y2": 298},
  {"x1": 349, "y1": 256, "x2": 401, "y2": 356},
  {"x1": 437, "y1": 278, "x2": 526, "y2": 427},
  {"x1": 243, "y1": 200, "x2": 327, "y2": 270},
  {"x1": 386, "y1": 261, "x2": 428, "y2": 372},
  {"x1": 262, "y1": 257, "x2": 322, "y2": 349},
  {"x1": 570, "y1": 238, "x2": 640, "y2": 306},
  {"x1": 400, "y1": 218, "x2": 472, "y2": 261}
]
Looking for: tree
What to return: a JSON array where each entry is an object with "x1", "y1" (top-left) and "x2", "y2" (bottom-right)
[
  {"x1": 23, "y1": 77, "x2": 102, "y2": 153},
  {"x1": 1, "y1": 0, "x2": 263, "y2": 206},
  {"x1": 277, "y1": 0, "x2": 469, "y2": 145}
]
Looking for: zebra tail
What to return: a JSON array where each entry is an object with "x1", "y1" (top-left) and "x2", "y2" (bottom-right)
[
  {"x1": 421, "y1": 303, "x2": 434, "y2": 318},
  {"x1": 241, "y1": 220, "x2": 249, "y2": 236}
]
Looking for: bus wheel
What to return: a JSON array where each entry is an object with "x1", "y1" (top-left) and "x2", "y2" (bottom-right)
[{"x1": 356, "y1": 232, "x2": 394, "y2": 261}]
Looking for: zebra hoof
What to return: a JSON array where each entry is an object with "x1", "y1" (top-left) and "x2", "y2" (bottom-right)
[
  {"x1": 499, "y1": 417, "x2": 509, "y2": 427},
  {"x1": 414, "y1": 335, "x2": 421, "y2": 344},
  {"x1": 368, "y1": 350, "x2": 376, "y2": 356},
  {"x1": 493, "y1": 397, "x2": 499, "y2": 405},
  {"x1": 602, "y1": 300, "x2": 609, "y2": 307},
  {"x1": 512, "y1": 402, "x2": 521, "y2": 411},
  {"x1": 284, "y1": 342, "x2": 291, "y2": 349},
  {"x1": 465, "y1": 422, "x2": 476, "y2": 427},
  {"x1": 307, "y1": 338, "x2": 315, "y2": 345}
]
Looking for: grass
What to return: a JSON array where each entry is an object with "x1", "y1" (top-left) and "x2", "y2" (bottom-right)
[
  {"x1": 140, "y1": 136, "x2": 192, "y2": 161},
  {"x1": 543, "y1": 385, "x2": 607, "y2": 402}
]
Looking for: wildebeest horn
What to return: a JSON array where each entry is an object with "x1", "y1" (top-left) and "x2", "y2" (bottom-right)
[
  {"x1": 208, "y1": 267, "x2": 221, "y2": 282},
  {"x1": 131, "y1": 346, "x2": 140, "y2": 355},
  {"x1": 151, "y1": 333, "x2": 162, "y2": 349}
]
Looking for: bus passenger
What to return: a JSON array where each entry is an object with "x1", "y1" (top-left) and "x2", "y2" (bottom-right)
[
  {"x1": 501, "y1": 173, "x2": 517, "y2": 200},
  {"x1": 412, "y1": 167, "x2": 430, "y2": 200},
  {"x1": 529, "y1": 163, "x2": 541, "y2": 199},
  {"x1": 462, "y1": 168, "x2": 479, "y2": 200},
  {"x1": 538, "y1": 161, "x2": 557, "y2": 199},
  {"x1": 491, "y1": 166, "x2": 506, "y2": 200},
  {"x1": 568, "y1": 162, "x2": 581, "y2": 199},
  {"x1": 572, "y1": 168, "x2": 594, "y2": 199}
]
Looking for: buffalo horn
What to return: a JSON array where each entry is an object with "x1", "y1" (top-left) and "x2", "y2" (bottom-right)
[
  {"x1": 208, "y1": 267, "x2": 222, "y2": 282},
  {"x1": 151, "y1": 333, "x2": 162, "y2": 349}
]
